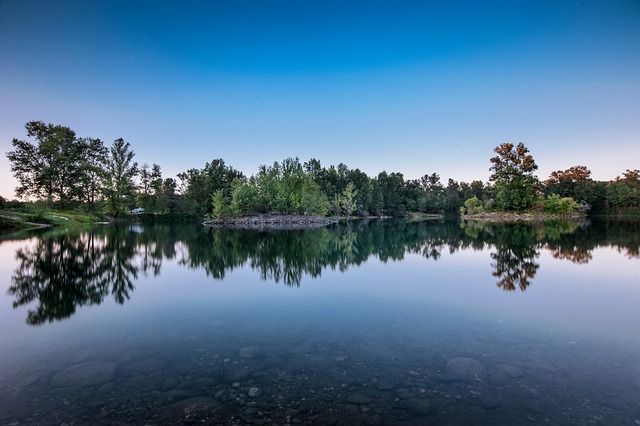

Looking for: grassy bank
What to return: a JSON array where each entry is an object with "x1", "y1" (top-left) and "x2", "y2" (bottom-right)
[{"x1": 0, "y1": 209, "x2": 107, "y2": 231}]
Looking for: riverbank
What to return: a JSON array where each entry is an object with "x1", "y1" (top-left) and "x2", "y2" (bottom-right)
[
  {"x1": 461, "y1": 211, "x2": 586, "y2": 222},
  {"x1": 203, "y1": 214, "x2": 335, "y2": 230},
  {"x1": 0, "y1": 209, "x2": 106, "y2": 231}
]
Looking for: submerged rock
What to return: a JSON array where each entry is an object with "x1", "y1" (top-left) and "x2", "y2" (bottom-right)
[
  {"x1": 247, "y1": 387, "x2": 262, "y2": 397},
  {"x1": 402, "y1": 398, "x2": 431, "y2": 416},
  {"x1": 346, "y1": 394, "x2": 372, "y2": 405},
  {"x1": 239, "y1": 346, "x2": 261, "y2": 359},
  {"x1": 481, "y1": 396, "x2": 502, "y2": 409},
  {"x1": 51, "y1": 361, "x2": 116, "y2": 388},
  {"x1": 161, "y1": 396, "x2": 221, "y2": 421},
  {"x1": 223, "y1": 367, "x2": 250, "y2": 382},
  {"x1": 376, "y1": 379, "x2": 394, "y2": 391},
  {"x1": 445, "y1": 357, "x2": 485, "y2": 381},
  {"x1": 118, "y1": 358, "x2": 166, "y2": 376},
  {"x1": 496, "y1": 363, "x2": 523, "y2": 378}
]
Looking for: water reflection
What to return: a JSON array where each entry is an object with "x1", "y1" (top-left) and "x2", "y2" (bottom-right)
[{"x1": 7, "y1": 218, "x2": 640, "y2": 324}]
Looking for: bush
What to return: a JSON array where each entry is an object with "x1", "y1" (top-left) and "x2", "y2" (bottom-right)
[
  {"x1": 544, "y1": 194, "x2": 580, "y2": 214},
  {"x1": 461, "y1": 196, "x2": 485, "y2": 215}
]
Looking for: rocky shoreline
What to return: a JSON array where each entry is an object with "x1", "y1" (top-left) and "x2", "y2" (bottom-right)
[
  {"x1": 203, "y1": 214, "x2": 335, "y2": 230},
  {"x1": 461, "y1": 212, "x2": 586, "y2": 222}
]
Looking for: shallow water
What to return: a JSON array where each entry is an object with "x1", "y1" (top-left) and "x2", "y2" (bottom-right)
[{"x1": 0, "y1": 219, "x2": 639, "y2": 425}]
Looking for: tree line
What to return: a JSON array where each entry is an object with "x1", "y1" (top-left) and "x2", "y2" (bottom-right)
[{"x1": 5, "y1": 121, "x2": 640, "y2": 217}]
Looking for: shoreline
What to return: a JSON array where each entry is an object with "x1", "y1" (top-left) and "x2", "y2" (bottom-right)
[
  {"x1": 203, "y1": 214, "x2": 336, "y2": 230},
  {"x1": 460, "y1": 212, "x2": 587, "y2": 222}
]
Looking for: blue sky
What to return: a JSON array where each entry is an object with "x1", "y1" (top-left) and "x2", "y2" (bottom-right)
[{"x1": 1, "y1": 0, "x2": 639, "y2": 199}]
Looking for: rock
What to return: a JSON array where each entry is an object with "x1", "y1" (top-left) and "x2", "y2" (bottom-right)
[
  {"x1": 118, "y1": 358, "x2": 166, "y2": 376},
  {"x1": 403, "y1": 398, "x2": 431, "y2": 416},
  {"x1": 496, "y1": 363, "x2": 523, "y2": 378},
  {"x1": 481, "y1": 396, "x2": 502, "y2": 409},
  {"x1": 434, "y1": 373, "x2": 459, "y2": 382},
  {"x1": 376, "y1": 380, "x2": 394, "y2": 391},
  {"x1": 445, "y1": 357, "x2": 485, "y2": 381},
  {"x1": 346, "y1": 394, "x2": 372, "y2": 405},
  {"x1": 248, "y1": 387, "x2": 262, "y2": 397},
  {"x1": 224, "y1": 367, "x2": 250, "y2": 382},
  {"x1": 161, "y1": 397, "x2": 221, "y2": 421},
  {"x1": 239, "y1": 346, "x2": 261, "y2": 359},
  {"x1": 397, "y1": 391, "x2": 416, "y2": 400},
  {"x1": 159, "y1": 389, "x2": 202, "y2": 405},
  {"x1": 488, "y1": 371, "x2": 511, "y2": 386},
  {"x1": 51, "y1": 361, "x2": 116, "y2": 388},
  {"x1": 519, "y1": 397, "x2": 545, "y2": 414},
  {"x1": 97, "y1": 382, "x2": 116, "y2": 393}
]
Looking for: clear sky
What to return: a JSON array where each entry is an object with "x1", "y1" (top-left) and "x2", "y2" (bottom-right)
[{"x1": 1, "y1": 0, "x2": 639, "y2": 199}]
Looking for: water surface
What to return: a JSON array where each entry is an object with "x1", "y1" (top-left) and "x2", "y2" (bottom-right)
[{"x1": 0, "y1": 219, "x2": 639, "y2": 425}]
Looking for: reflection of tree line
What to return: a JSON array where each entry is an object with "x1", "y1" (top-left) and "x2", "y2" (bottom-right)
[{"x1": 8, "y1": 219, "x2": 640, "y2": 324}]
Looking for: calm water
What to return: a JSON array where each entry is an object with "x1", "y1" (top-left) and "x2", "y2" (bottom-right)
[{"x1": 0, "y1": 219, "x2": 639, "y2": 425}]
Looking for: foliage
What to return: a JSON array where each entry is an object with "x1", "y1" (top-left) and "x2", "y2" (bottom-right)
[
  {"x1": 340, "y1": 182, "x2": 358, "y2": 218},
  {"x1": 460, "y1": 196, "x2": 485, "y2": 215},
  {"x1": 489, "y1": 142, "x2": 539, "y2": 211},
  {"x1": 6, "y1": 121, "x2": 104, "y2": 209},
  {"x1": 6, "y1": 120, "x2": 640, "y2": 218},
  {"x1": 543, "y1": 194, "x2": 580, "y2": 214},
  {"x1": 177, "y1": 159, "x2": 244, "y2": 217},
  {"x1": 103, "y1": 138, "x2": 138, "y2": 216},
  {"x1": 211, "y1": 189, "x2": 232, "y2": 219},
  {"x1": 606, "y1": 169, "x2": 640, "y2": 213}
]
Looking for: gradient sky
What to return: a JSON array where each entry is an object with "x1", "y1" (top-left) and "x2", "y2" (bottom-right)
[{"x1": 1, "y1": 0, "x2": 639, "y2": 199}]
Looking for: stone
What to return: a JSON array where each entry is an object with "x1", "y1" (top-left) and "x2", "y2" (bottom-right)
[
  {"x1": 51, "y1": 361, "x2": 116, "y2": 388},
  {"x1": 224, "y1": 367, "x2": 250, "y2": 382},
  {"x1": 239, "y1": 346, "x2": 261, "y2": 359},
  {"x1": 118, "y1": 358, "x2": 166, "y2": 376},
  {"x1": 519, "y1": 397, "x2": 545, "y2": 414},
  {"x1": 488, "y1": 371, "x2": 511, "y2": 386},
  {"x1": 248, "y1": 387, "x2": 262, "y2": 397},
  {"x1": 376, "y1": 380, "x2": 394, "y2": 391},
  {"x1": 480, "y1": 396, "x2": 502, "y2": 409},
  {"x1": 403, "y1": 398, "x2": 431, "y2": 416},
  {"x1": 161, "y1": 397, "x2": 221, "y2": 420},
  {"x1": 496, "y1": 363, "x2": 523, "y2": 378},
  {"x1": 445, "y1": 357, "x2": 485, "y2": 381},
  {"x1": 160, "y1": 389, "x2": 203, "y2": 404},
  {"x1": 346, "y1": 394, "x2": 372, "y2": 405}
]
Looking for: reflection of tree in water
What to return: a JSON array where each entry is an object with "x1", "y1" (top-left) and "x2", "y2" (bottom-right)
[
  {"x1": 9, "y1": 225, "x2": 165, "y2": 325},
  {"x1": 489, "y1": 225, "x2": 540, "y2": 292},
  {"x1": 10, "y1": 234, "x2": 109, "y2": 325},
  {"x1": 7, "y1": 218, "x2": 640, "y2": 324}
]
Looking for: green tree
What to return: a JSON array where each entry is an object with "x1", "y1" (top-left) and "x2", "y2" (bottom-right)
[
  {"x1": 211, "y1": 189, "x2": 232, "y2": 219},
  {"x1": 162, "y1": 178, "x2": 180, "y2": 213},
  {"x1": 340, "y1": 182, "x2": 358, "y2": 219},
  {"x1": 178, "y1": 159, "x2": 244, "y2": 217},
  {"x1": 78, "y1": 137, "x2": 108, "y2": 212},
  {"x1": 230, "y1": 180, "x2": 259, "y2": 216},
  {"x1": 7, "y1": 121, "x2": 87, "y2": 208},
  {"x1": 104, "y1": 138, "x2": 138, "y2": 216},
  {"x1": 150, "y1": 163, "x2": 164, "y2": 213},
  {"x1": 489, "y1": 142, "x2": 539, "y2": 211}
]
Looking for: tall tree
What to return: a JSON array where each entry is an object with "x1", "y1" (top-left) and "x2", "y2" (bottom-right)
[
  {"x1": 7, "y1": 121, "x2": 85, "y2": 207},
  {"x1": 78, "y1": 137, "x2": 108, "y2": 212},
  {"x1": 489, "y1": 142, "x2": 539, "y2": 210},
  {"x1": 104, "y1": 138, "x2": 138, "y2": 216}
]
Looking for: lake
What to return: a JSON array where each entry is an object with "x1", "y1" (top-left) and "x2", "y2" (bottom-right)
[{"x1": 0, "y1": 218, "x2": 639, "y2": 425}]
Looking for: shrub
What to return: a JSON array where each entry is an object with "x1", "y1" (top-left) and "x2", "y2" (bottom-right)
[
  {"x1": 461, "y1": 196, "x2": 485, "y2": 215},
  {"x1": 544, "y1": 194, "x2": 580, "y2": 214}
]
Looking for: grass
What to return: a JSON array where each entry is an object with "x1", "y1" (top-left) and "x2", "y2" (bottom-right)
[{"x1": 0, "y1": 208, "x2": 106, "y2": 231}]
